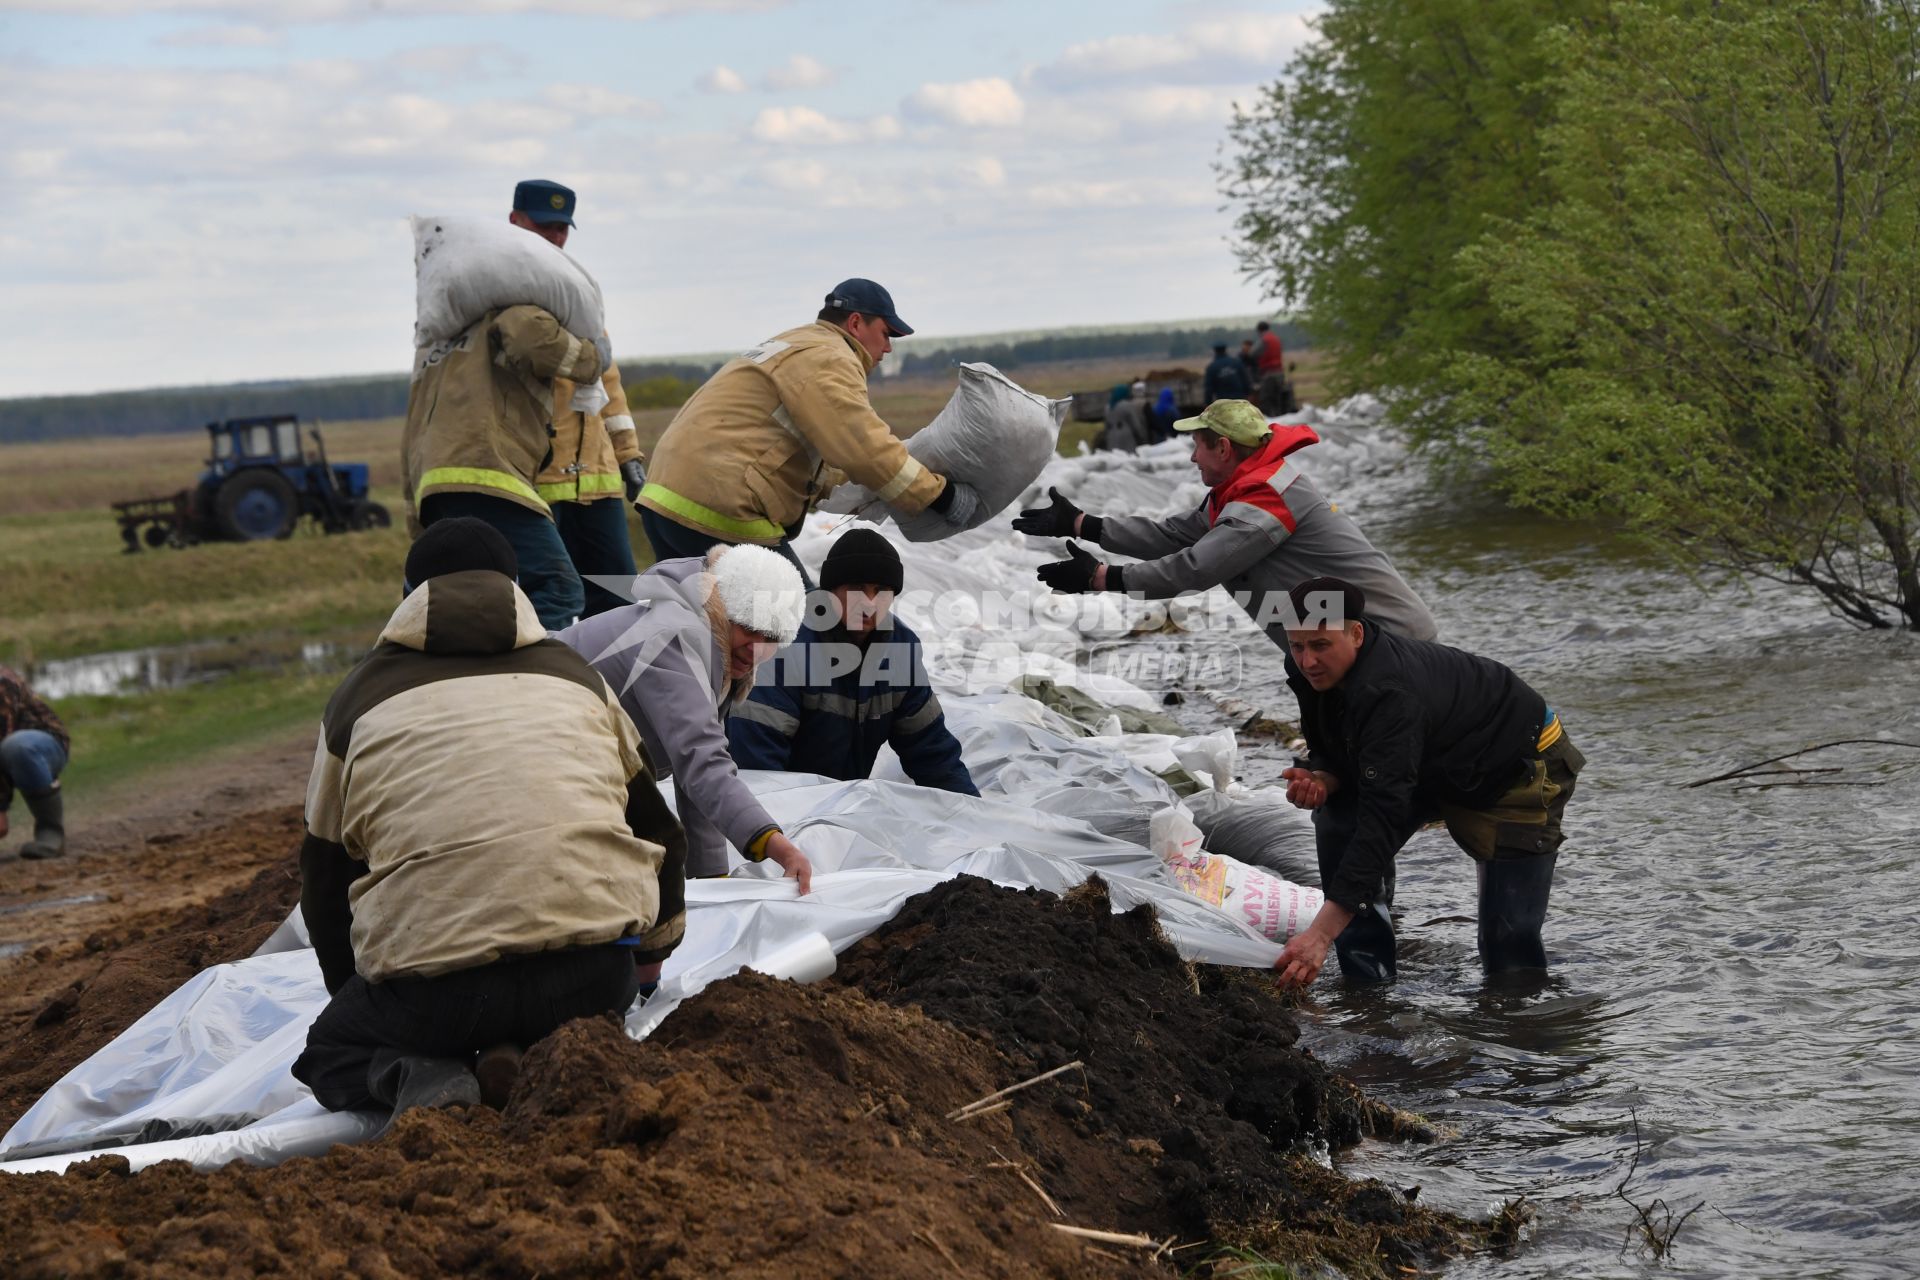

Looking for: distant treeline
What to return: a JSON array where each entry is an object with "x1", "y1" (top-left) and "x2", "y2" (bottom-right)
[
  {"x1": 0, "y1": 321, "x2": 1312, "y2": 445},
  {"x1": 891, "y1": 320, "x2": 1311, "y2": 379},
  {"x1": 0, "y1": 361, "x2": 719, "y2": 446}
]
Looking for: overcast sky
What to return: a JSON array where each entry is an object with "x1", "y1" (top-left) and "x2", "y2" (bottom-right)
[{"x1": 0, "y1": 0, "x2": 1315, "y2": 397}]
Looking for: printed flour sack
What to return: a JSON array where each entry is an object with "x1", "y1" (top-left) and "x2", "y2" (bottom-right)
[
  {"x1": 411, "y1": 214, "x2": 606, "y2": 350},
  {"x1": 1151, "y1": 805, "x2": 1325, "y2": 943},
  {"x1": 821, "y1": 362, "x2": 1067, "y2": 541}
]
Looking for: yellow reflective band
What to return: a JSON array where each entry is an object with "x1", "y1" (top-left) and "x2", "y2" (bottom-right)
[
  {"x1": 638, "y1": 482, "x2": 784, "y2": 541},
  {"x1": 1536, "y1": 714, "x2": 1563, "y2": 751},
  {"x1": 873, "y1": 456, "x2": 924, "y2": 504},
  {"x1": 538, "y1": 472, "x2": 627, "y2": 502},
  {"x1": 417, "y1": 467, "x2": 549, "y2": 512}
]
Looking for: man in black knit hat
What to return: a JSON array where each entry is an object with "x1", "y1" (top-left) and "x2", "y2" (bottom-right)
[{"x1": 727, "y1": 527, "x2": 977, "y2": 795}]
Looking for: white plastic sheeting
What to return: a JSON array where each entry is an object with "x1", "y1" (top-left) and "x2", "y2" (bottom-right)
[{"x1": 0, "y1": 396, "x2": 1413, "y2": 1177}]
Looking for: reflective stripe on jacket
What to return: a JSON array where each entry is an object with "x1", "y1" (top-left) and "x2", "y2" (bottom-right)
[
  {"x1": 725, "y1": 617, "x2": 977, "y2": 795},
  {"x1": 401, "y1": 305, "x2": 604, "y2": 524},
  {"x1": 639, "y1": 321, "x2": 947, "y2": 545},
  {"x1": 538, "y1": 343, "x2": 642, "y2": 505}
]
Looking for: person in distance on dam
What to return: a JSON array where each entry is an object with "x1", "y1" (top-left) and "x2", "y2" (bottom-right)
[
  {"x1": 1273, "y1": 577, "x2": 1583, "y2": 987},
  {"x1": 0, "y1": 665, "x2": 70, "y2": 860},
  {"x1": 292, "y1": 519, "x2": 685, "y2": 1114},
  {"x1": 726, "y1": 527, "x2": 978, "y2": 797},
  {"x1": 1015, "y1": 398, "x2": 1437, "y2": 644}
]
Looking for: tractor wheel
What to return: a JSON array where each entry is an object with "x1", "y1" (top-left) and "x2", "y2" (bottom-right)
[
  {"x1": 213, "y1": 470, "x2": 299, "y2": 542},
  {"x1": 143, "y1": 524, "x2": 171, "y2": 548},
  {"x1": 352, "y1": 502, "x2": 393, "y2": 532}
]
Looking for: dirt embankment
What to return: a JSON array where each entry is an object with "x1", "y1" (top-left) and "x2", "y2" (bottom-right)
[{"x1": 0, "y1": 812, "x2": 1475, "y2": 1278}]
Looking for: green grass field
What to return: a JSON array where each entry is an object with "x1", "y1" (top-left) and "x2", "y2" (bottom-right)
[{"x1": 2, "y1": 350, "x2": 1327, "y2": 808}]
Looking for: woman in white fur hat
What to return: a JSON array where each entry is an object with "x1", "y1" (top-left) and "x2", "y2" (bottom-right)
[{"x1": 556, "y1": 544, "x2": 813, "y2": 907}]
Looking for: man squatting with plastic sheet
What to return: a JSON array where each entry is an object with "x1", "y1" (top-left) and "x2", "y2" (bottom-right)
[
  {"x1": 291, "y1": 519, "x2": 686, "y2": 1115},
  {"x1": 1273, "y1": 577, "x2": 1585, "y2": 986},
  {"x1": 637, "y1": 278, "x2": 985, "y2": 579},
  {"x1": 400, "y1": 207, "x2": 607, "y2": 631},
  {"x1": 512, "y1": 179, "x2": 652, "y2": 620},
  {"x1": 726, "y1": 528, "x2": 980, "y2": 796},
  {"x1": 556, "y1": 543, "x2": 817, "y2": 886},
  {"x1": 1014, "y1": 398, "x2": 1439, "y2": 645}
]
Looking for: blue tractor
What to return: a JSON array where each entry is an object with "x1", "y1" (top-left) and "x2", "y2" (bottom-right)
[{"x1": 113, "y1": 415, "x2": 391, "y2": 551}]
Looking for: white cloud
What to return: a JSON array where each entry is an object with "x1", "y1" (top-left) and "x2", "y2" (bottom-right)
[
  {"x1": 962, "y1": 155, "x2": 1005, "y2": 187},
  {"x1": 761, "y1": 53, "x2": 835, "y2": 92},
  {"x1": 11, "y1": 0, "x2": 786, "y2": 17},
  {"x1": 696, "y1": 64, "x2": 748, "y2": 93},
  {"x1": 761, "y1": 157, "x2": 829, "y2": 192},
  {"x1": 749, "y1": 105, "x2": 897, "y2": 145},
  {"x1": 546, "y1": 84, "x2": 663, "y2": 117},
  {"x1": 1034, "y1": 12, "x2": 1312, "y2": 90},
  {"x1": 904, "y1": 77, "x2": 1024, "y2": 128}
]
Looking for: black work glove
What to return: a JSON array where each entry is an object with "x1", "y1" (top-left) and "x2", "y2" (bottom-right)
[
  {"x1": 622, "y1": 458, "x2": 647, "y2": 505},
  {"x1": 1011, "y1": 487, "x2": 1084, "y2": 537},
  {"x1": 1037, "y1": 540, "x2": 1104, "y2": 594}
]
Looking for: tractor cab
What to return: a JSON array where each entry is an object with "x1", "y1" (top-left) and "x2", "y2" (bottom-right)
[{"x1": 207, "y1": 415, "x2": 308, "y2": 472}]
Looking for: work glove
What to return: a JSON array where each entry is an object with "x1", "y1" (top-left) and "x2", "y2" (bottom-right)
[
  {"x1": 621, "y1": 458, "x2": 647, "y2": 505},
  {"x1": 934, "y1": 479, "x2": 983, "y2": 529},
  {"x1": 591, "y1": 333, "x2": 613, "y2": 374},
  {"x1": 1037, "y1": 540, "x2": 1103, "y2": 594},
  {"x1": 1011, "y1": 487, "x2": 1083, "y2": 537}
]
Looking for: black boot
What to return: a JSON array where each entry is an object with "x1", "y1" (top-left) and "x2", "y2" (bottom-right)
[
  {"x1": 367, "y1": 1050, "x2": 481, "y2": 1115},
  {"x1": 1332, "y1": 901, "x2": 1399, "y2": 982},
  {"x1": 20, "y1": 786, "x2": 65, "y2": 861},
  {"x1": 1477, "y1": 852, "x2": 1557, "y2": 973}
]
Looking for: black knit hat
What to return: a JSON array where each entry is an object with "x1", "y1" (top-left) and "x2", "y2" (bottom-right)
[
  {"x1": 820, "y1": 527, "x2": 903, "y2": 593},
  {"x1": 404, "y1": 517, "x2": 518, "y2": 591},
  {"x1": 1287, "y1": 575, "x2": 1366, "y2": 628}
]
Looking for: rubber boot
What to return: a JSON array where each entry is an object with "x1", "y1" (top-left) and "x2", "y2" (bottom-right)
[
  {"x1": 1332, "y1": 901, "x2": 1398, "y2": 983},
  {"x1": 367, "y1": 1050, "x2": 481, "y2": 1115},
  {"x1": 19, "y1": 786, "x2": 65, "y2": 861},
  {"x1": 1477, "y1": 852, "x2": 1557, "y2": 973}
]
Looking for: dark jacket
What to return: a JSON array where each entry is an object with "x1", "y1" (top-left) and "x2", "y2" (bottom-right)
[
  {"x1": 726, "y1": 617, "x2": 978, "y2": 796},
  {"x1": 0, "y1": 667, "x2": 69, "y2": 811},
  {"x1": 1204, "y1": 353, "x2": 1249, "y2": 402},
  {"x1": 1286, "y1": 620, "x2": 1548, "y2": 910}
]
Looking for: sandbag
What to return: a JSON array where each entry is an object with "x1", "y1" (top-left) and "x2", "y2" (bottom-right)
[
  {"x1": 821, "y1": 362, "x2": 1066, "y2": 542},
  {"x1": 1185, "y1": 789, "x2": 1319, "y2": 886},
  {"x1": 1153, "y1": 805, "x2": 1324, "y2": 943},
  {"x1": 411, "y1": 214, "x2": 605, "y2": 350}
]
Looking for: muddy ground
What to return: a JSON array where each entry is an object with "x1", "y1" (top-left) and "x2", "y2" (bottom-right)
[{"x1": 0, "y1": 794, "x2": 1489, "y2": 1278}]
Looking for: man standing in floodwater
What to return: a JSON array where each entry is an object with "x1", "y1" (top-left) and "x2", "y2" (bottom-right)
[
  {"x1": 1016, "y1": 398, "x2": 1437, "y2": 644},
  {"x1": 1273, "y1": 577, "x2": 1583, "y2": 986}
]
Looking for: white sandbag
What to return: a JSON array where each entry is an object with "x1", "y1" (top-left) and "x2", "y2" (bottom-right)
[
  {"x1": 1153, "y1": 805, "x2": 1324, "y2": 943},
  {"x1": 411, "y1": 214, "x2": 606, "y2": 350},
  {"x1": 821, "y1": 362, "x2": 1066, "y2": 542},
  {"x1": 1185, "y1": 789, "x2": 1320, "y2": 886}
]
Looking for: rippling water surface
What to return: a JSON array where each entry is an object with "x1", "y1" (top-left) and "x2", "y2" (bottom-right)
[{"x1": 1211, "y1": 418, "x2": 1920, "y2": 1277}]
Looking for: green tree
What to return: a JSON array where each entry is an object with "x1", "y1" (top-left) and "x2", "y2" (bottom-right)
[
  {"x1": 1448, "y1": 1, "x2": 1920, "y2": 628},
  {"x1": 1221, "y1": 0, "x2": 1601, "y2": 403}
]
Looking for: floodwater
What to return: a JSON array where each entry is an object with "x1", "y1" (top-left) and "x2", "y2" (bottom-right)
[
  {"x1": 28, "y1": 635, "x2": 356, "y2": 699},
  {"x1": 1214, "y1": 419, "x2": 1920, "y2": 1277}
]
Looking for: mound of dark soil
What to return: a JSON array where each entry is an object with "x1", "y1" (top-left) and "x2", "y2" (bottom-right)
[{"x1": 836, "y1": 876, "x2": 1459, "y2": 1269}]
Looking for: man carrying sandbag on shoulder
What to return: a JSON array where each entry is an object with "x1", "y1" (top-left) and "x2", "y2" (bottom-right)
[
  {"x1": 403, "y1": 192, "x2": 608, "y2": 629},
  {"x1": 511, "y1": 180, "x2": 650, "y2": 619},
  {"x1": 637, "y1": 279, "x2": 982, "y2": 577}
]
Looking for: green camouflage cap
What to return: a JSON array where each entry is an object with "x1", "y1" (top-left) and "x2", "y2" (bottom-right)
[{"x1": 1173, "y1": 398, "x2": 1273, "y2": 447}]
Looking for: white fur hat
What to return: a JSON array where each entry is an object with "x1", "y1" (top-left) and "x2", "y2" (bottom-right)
[{"x1": 709, "y1": 544, "x2": 806, "y2": 645}]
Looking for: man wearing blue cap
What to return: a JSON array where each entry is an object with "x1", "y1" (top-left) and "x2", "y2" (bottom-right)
[
  {"x1": 506, "y1": 181, "x2": 649, "y2": 618},
  {"x1": 637, "y1": 280, "x2": 982, "y2": 574}
]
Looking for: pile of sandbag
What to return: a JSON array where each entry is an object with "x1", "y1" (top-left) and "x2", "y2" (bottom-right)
[
  {"x1": 822, "y1": 362, "x2": 1066, "y2": 541},
  {"x1": 411, "y1": 214, "x2": 604, "y2": 350}
]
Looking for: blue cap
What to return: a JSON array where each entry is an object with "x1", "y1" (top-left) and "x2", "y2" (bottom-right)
[
  {"x1": 825, "y1": 278, "x2": 912, "y2": 336},
  {"x1": 513, "y1": 179, "x2": 576, "y2": 227}
]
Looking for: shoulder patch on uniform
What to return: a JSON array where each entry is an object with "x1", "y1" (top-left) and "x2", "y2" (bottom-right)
[{"x1": 742, "y1": 340, "x2": 791, "y2": 365}]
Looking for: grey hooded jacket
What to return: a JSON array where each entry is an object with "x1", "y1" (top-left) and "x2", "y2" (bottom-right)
[{"x1": 556, "y1": 556, "x2": 781, "y2": 877}]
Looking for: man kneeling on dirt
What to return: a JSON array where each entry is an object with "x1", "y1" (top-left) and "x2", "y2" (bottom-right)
[
  {"x1": 1017, "y1": 399, "x2": 1438, "y2": 644},
  {"x1": 1273, "y1": 578, "x2": 1583, "y2": 987},
  {"x1": 292, "y1": 518, "x2": 685, "y2": 1115},
  {"x1": 726, "y1": 528, "x2": 978, "y2": 796}
]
